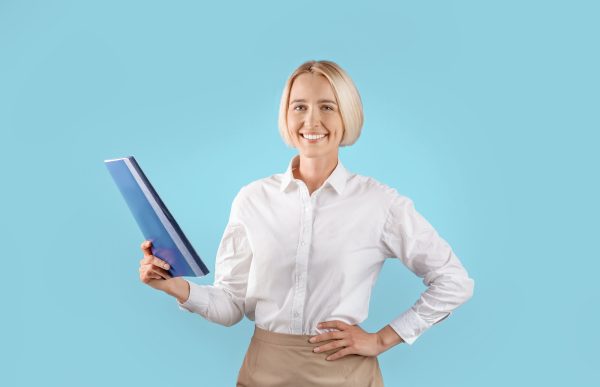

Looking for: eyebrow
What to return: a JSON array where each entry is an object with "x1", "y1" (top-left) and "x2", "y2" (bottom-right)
[{"x1": 290, "y1": 98, "x2": 338, "y2": 105}]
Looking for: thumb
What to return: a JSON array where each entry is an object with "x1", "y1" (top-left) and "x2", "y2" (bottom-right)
[{"x1": 140, "y1": 240, "x2": 153, "y2": 256}]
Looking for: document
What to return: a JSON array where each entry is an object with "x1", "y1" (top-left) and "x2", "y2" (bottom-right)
[{"x1": 104, "y1": 156, "x2": 209, "y2": 277}]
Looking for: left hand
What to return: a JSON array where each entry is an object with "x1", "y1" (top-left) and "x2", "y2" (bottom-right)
[{"x1": 309, "y1": 320, "x2": 384, "y2": 361}]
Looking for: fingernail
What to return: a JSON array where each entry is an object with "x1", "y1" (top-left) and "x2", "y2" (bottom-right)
[
  {"x1": 309, "y1": 338, "x2": 315, "y2": 343},
  {"x1": 165, "y1": 264, "x2": 170, "y2": 269},
  {"x1": 313, "y1": 347, "x2": 319, "y2": 352}
]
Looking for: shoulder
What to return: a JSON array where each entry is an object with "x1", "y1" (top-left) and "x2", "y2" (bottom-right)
[
  {"x1": 346, "y1": 172, "x2": 413, "y2": 208},
  {"x1": 231, "y1": 172, "x2": 285, "y2": 204}
]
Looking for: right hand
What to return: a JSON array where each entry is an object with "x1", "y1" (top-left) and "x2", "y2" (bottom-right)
[{"x1": 139, "y1": 240, "x2": 174, "y2": 292}]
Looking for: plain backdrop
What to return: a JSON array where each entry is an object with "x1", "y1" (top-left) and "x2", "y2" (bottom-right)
[{"x1": 2, "y1": 1, "x2": 598, "y2": 386}]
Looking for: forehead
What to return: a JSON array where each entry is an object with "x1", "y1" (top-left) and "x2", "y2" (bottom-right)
[{"x1": 289, "y1": 72, "x2": 336, "y2": 100}]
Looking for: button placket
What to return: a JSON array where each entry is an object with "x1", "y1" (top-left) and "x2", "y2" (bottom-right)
[{"x1": 291, "y1": 181, "x2": 313, "y2": 333}]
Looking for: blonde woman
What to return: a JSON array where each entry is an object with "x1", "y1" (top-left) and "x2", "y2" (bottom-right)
[{"x1": 138, "y1": 60, "x2": 475, "y2": 386}]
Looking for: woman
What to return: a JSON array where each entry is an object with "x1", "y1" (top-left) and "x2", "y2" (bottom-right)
[{"x1": 138, "y1": 60, "x2": 475, "y2": 386}]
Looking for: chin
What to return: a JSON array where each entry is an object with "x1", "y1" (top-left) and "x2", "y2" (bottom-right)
[
  {"x1": 300, "y1": 152, "x2": 321, "y2": 159},
  {"x1": 298, "y1": 148, "x2": 333, "y2": 159}
]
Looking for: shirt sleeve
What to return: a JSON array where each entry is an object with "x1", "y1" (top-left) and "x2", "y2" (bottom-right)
[
  {"x1": 176, "y1": 188, "x2": 253, "y2": 327},
  {"x1": 380, "y1": 193, "x2": 475, "y2": 345}
]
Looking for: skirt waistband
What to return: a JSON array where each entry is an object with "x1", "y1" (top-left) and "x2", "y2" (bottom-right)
[{"x1": 252, "y1": 325, "x2": 327, "y2": 347}]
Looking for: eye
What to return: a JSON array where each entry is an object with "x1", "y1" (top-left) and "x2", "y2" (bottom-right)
[
  {"x1": 293, "y1": 105, "x2": 306, "y2": 111},
  {"x1": 322, "y1": 105, "x2": 334, "y2": 111}
]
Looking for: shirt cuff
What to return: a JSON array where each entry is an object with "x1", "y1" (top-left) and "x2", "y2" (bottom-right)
[
  {"x1": 176, "y1": 280, "x2": 210, "y2": 315},
  {"x1": 389, "y1": 308, "x2": 432, "y2": 346}
]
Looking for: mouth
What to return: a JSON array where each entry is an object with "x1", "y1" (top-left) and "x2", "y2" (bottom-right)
[{"x1": 300, "y1": 133, "x2": 328, "y2": 143}]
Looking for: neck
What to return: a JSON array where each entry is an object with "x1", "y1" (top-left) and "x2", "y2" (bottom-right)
[{"x1": 293, "y1": 153, "x2": 338, "y2": 195}]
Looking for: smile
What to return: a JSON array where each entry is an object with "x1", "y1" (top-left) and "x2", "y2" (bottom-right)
[{"x1": 301, "y1": 133, "x2": 328, "y2": 142}]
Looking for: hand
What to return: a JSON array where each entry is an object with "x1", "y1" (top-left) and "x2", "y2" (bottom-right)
[
  {"x1": 139, "y1": 240, "x2": 175, "y2": 292},
  {"x1": 309, "y1": 320, "x2": 385, "y2": 361}
]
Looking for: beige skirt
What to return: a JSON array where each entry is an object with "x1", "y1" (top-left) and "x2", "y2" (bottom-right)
[{"x1": 236, "y1": 325, "x2": 384, "y2": 387}]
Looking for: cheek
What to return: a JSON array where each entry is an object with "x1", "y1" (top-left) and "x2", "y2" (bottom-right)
[
  {"x1": 323, "y1": 115, "x2": 343, "y2": 134},
  {"x1": 286, "y1": 118, "x2": 301, "y2": 144},
  {"x1": 287, "y1": 114, "x2": 302, "y2": 131}
]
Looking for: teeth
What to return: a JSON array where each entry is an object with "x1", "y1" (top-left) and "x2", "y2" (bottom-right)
[{"x1": 302, "y1": 133, "x2": 326, "y2": 140}]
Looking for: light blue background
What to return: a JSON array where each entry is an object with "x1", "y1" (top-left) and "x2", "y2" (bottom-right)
[{"x1": 2, "y1": 1, "x2": 598, "y2": 386}]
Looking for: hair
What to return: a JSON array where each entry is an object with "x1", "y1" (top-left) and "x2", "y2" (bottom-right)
[{"x1": 278, "y1": 60, "x2": 364, "y2": 147}]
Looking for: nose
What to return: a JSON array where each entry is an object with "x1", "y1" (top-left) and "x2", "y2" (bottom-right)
[{"x1": 305, "y1": 107, "x2": 321, "y2": 129}]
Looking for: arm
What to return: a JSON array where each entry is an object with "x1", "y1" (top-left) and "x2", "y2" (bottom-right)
[
  {"x1": 381, "y1": 194, "x2": 475, "y2": 346},
  {"x1": 308, "y1": 194, "x2": 473, "y2": 358},
  {"x1": 173, "y1": 190, "x2": 253, "y2": 327}
]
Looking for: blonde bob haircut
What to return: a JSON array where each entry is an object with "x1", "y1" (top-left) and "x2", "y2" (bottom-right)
[{"x1": 278, "y1": 60, "x2": 364, "y2": 147}]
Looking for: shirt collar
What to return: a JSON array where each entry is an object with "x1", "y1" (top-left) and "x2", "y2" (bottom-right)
[{"x1": 279, "y1": 154, "x2": 349, "y2": 195}]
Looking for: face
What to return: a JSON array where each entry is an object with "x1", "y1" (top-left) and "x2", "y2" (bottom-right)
[{"x1": 286, "y1": 72, "x2": 344, "y2": 159}]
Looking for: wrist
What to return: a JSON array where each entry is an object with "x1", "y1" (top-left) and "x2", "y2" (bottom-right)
[
  {"x1": 164, "y1": 277, "x2": 190, "y2": 304},
  {"x1": 376, "y1": 325, "x2": 405, "y2": 354}
]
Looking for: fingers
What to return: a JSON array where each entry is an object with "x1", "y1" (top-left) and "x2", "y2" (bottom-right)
[
  {"x1": 152, "y1": 257, "x2": 170, "y2": 270},
  {"x1": 151, "y1": 265, "x2": 171, "y2": 279},
  {"x1": 141, "y1": 270, "x2": 162, "y2": 281},
  {"x1": 140, "y1": 256, "x2": 170, "y2": 270},
  {"x1": 318, "y1": 320, "x2": 348, "y2": 331},
  {"x1": 326, "y1": 347, "x2": 354, "y2": 361},
  {"x1": 138, "y1": 240, "x2": 172, "y2": 284},
  {"x1": 313, "y1": 339, "x2": 351, "y2": 354},
  {"x1": 140, "y1": 267, "x2": 159, "y2": 283},
  {"x1": 309, "y1": 330, "x2": 345, "y2": 343},
  {"x1": 139, "y1": 264, "x2": 172, "y2": 281},
  {"x1": 138, "y1": 241, "x2": 170, "y2": 270}
]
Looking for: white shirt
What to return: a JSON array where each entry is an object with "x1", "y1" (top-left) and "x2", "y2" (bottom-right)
[{"x1": 177, "y1": 155, "x2": 475, "y2": 345}]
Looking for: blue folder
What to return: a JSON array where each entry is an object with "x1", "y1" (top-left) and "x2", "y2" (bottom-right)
[{"x1": 104, "y1": 156, "x2": 209, "y2": 278}]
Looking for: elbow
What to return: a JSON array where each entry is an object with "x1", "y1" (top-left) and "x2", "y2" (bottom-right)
[
  {"x1": 450, "y1": 267, "x2": 475, "y2": 304},
  {"x1": 462, "y1": 277, "x2": 475, "y2": 303},
  {"x1": 430, "y1": 270, "x2": 475, "y2": 304},
  {"x1": 444, "y1": 274, "x2": 475, "y2": 305},
  {"x1": 207, "y1": 286, "x2": 246, "y2": 327},
  {"x1": 220, "y1": 313, "x2": 244, "y2": 327},
  {"x1": 210, "y1": 301, "x2": 245, "y2": 327}
]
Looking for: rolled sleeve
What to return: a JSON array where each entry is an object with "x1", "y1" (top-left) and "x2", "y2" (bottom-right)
[{"x1": 381, "y1": 193, "x2": 475, "y2": 345}]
